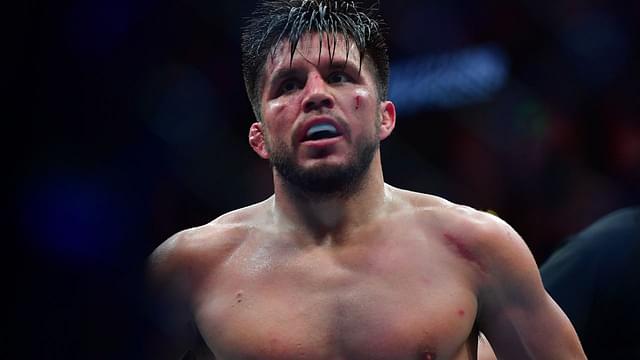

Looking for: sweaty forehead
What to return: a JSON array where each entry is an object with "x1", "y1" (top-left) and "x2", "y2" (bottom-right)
[{"x1": 262, "y1": 32, "x2": 363, "y2": 78}]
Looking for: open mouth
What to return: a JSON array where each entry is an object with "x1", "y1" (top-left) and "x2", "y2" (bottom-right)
[{"x1": 303, "y1": 123, "x2": 341, "y2": 141}]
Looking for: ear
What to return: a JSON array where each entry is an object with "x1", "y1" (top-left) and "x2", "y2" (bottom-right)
[
  {"x1": 248, "y1": 122, "x2": 270, "y2": 159},
  {"x1": 378, "y1": 100, "x2": 396, "y2": 141}
]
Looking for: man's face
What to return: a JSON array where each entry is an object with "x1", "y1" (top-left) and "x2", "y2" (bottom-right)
[{"x1": 250, "y1": 33, "x2": 393, "y2": 195}]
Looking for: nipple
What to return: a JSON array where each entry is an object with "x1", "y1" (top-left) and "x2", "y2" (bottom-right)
[{"x1": 422, "y1": 351, "x2": 436, "y2": 360}]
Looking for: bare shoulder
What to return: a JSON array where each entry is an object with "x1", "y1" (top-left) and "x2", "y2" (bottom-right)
[
  {"x1": 144, "y1": 199, "x2": 272, "y2": 358},
  {"x1": 434, "y1": 201, "x2": 522, "y2": 251},
  {"x1": 415, "y1": 195, "x2": 543, "y2": 299},
  {"x1": 389, "y1": 186, "x2": 585, "y2": 358},
  {"x1": 434, "y1": 200, "x2": 533, "y2": 276},
  {"x1": 386, "y1": 184, "x2": 453, "y2": 210},
  {"x1": 389, "y1": 185, "x2": 531, "y2": 274},
  {"x1": 389, "y1": 184, "x2": 504, "y2": 232},
  {"x1": 147, "y1": 197, "x2": 273, "y2": 287}
]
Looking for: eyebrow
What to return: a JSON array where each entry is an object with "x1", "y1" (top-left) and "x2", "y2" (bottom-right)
[
  {"x1": 267, "y1": 57, "x2": 360, "y2": 84},
  {"x1": 266, "y1": 68, "x2": 302, "y2": 90}
]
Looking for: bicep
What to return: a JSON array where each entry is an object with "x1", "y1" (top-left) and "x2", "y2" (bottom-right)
[
  {"x1": 476, "y1": 222, "x2": 585, "y2": 359},
  {"x1": 146, "y1": 236, "x2": 202, "y2": 359},
  {"x1": 479, "y1": 290, "x2": 583, "y2": 359}
]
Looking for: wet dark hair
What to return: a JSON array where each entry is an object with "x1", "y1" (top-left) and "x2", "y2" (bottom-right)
[{"x1": 241, "y1": 0, "x2": 389, "y2": 120}]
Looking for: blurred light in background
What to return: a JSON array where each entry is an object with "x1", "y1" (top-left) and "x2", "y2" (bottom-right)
[
  {"x1": 139, "y1": 65, "x2": 220, "y2": 147},
  {"x1": 560, "y1": 10, "x2": 631, "y2": 90},
  {"x1": 18, "y1": 173, "x2": 134, "y2": 265},
  {"x1": 389, "y1": 45, "x2": 509, "y2": 115}
]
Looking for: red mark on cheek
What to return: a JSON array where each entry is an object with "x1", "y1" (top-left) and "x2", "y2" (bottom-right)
[
  {"x1": 457, "y1": 309, "x2": 465, "y2": 317},
  {"x1": 443, "y1": 233, "x2": 486, "y2": 273},
  {"x1": 355, "y1": 95, "x2": 361, "y2": 110}
]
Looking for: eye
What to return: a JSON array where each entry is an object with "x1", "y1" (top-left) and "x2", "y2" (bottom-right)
[
  {"x1": 279, "y1": 79, "x2": 302, "y2": 94},
  {"x1": 327, "y1": 72, "x2": 352, "y2": 84}
]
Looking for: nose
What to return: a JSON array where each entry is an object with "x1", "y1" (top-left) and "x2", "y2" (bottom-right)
[{"x1": 302, "y1": 74, "x2": 335, "y2": 113}]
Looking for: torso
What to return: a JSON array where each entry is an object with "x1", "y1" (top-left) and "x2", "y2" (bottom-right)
[{"x1": 179, "y1": 188, "x2": 486, "y2": 359}]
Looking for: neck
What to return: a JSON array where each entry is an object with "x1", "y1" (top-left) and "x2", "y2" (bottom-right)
[{"x1": 271, "y1": 153, "x2": 390, "y2": 243}]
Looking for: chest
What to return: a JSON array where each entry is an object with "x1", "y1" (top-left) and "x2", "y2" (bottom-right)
[{"x1": 192, "y1": 236, "x2": 479, "y2": 359}]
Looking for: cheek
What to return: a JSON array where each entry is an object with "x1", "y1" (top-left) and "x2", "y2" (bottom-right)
[
  {"x1": 265, "y1": 99, "x2": 288, "y2": 118},
  {"x1": 353, "y1": 88, "x2": 373, "y2": 112},
  {"x1": 263, "y1": 99, "x2": 294, "y2": 132}
]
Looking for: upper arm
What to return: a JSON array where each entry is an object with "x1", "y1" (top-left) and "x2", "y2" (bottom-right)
[
  {"x1": 146, "y1": 231, "x2": 202, "y2": 359},
  {"x1": 147, "y1": 224, "x2": 242, "y2": 359},
  {"x1": 475, "y1": 216, "x2": 586, "y2": 359}
]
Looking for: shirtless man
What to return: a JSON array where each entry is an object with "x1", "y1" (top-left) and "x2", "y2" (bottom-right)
[{"x1": 148, "y1": 1, "x2": 586, "y2": 359}]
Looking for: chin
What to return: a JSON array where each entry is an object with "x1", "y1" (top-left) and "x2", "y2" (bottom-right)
[
  {"x1": 270, "y1": 135, "x2": 379, "y2": 196},
  {"x1": 277, "y1": 155, "x2": 373, "y2": 197}
]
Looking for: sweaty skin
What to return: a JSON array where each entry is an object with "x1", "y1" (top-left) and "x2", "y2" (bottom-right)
[
  {"x1": 148, "y1": 34, "x2": 585, "y2": 360},
  {"x1": 149, "y1": 190, "x2": 583, "y2": 359},
  {"x1": 152, "y1": 190, "x2": 484, "y2": 359}
]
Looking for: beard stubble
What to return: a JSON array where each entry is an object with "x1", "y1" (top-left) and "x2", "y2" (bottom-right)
[{"x1": 266, "y1": 119, "x2": 380, "y2": 198}]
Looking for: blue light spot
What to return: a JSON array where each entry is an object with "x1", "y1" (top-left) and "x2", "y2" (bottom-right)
[
  {"x1": 19, "y1": 174, "x2": 131, "y2": 264},
  {"x1": 140, "y1": 65, "x2": 219, "y2": 147},
  {"x1": 389, "y1": 45, "x2": 509, "y2": 115}
]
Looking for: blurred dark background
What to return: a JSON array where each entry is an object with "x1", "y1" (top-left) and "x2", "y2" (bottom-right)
[{"x1": 18, "y1": 0, "x2": 639, "y2": 358}]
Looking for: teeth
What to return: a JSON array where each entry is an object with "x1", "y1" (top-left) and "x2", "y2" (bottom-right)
[{"x1": 306, "y1": 124, "x2": 337, "y2": 138}]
